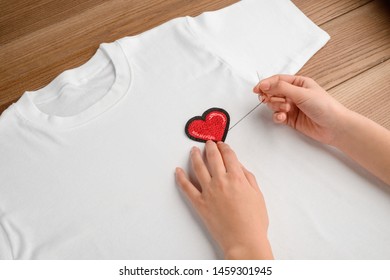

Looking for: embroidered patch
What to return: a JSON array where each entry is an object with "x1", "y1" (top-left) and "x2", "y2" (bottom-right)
[{"x1": 185, "y1": 108, "x2": 230, "y2": 143}]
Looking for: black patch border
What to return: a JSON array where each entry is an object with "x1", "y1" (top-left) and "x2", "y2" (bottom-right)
[{"x1": 185, "y1": 107, "x2": 230, "y2": 143}]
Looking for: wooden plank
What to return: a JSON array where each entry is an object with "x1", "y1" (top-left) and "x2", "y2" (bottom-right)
[
  {"x1": 0, "y1": 0, "x2": 107, "y2": 44},
  {"x1": 298, "y1": 1, "x2": 390, "y2": 90},
  {"x1": 328, "y1": 60, "x2": 390, "y2": 130},
  {"x1": 293, "y1": 0, "x2": 372, "y2": 25}
]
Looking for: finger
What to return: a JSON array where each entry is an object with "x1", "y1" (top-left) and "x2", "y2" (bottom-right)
[
  {"x1": 258, "y1": 94, "x2": 286, "y2": 104},
  {"x1": 273, "y1": 112, "x2": 287, "y2": 124},
  {"x1": 217, "y1": 142, "x2": 242, "y2": 174},
  {"x1": 190, "y1": 146, "x2": 211, "y2": 186},
  {"x1": 255, "y1": 74, "x2": 317, "y2": 91},
  {"x1": 269, "y1": 96, "x2": 287, "y2": 103},
  {"x1": 258, "y1": 93, "x2": 266, "y2": 102},
  {"x1": 258, "y1": 93, "x2": 270, "y2": 103},
  {"x1": 256, "y1": 75, "x2": 314, "y2": 105},
  {"x1": 205, "y1": 140, "x2": 226, "y2": 176},
  {"x1": 254, "y1": 74, "x2": 296, "y2": 93},
  {"x1": 266, "y1": 101, "x2": 291, "y2": 112},
  {"x1": 175, "y1": 167, "x2": 201, "y2": 205}
]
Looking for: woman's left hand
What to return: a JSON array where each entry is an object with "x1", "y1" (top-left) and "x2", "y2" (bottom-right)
[{"x1": 175, "y1": 140, "x2": 273, "y2": 259}]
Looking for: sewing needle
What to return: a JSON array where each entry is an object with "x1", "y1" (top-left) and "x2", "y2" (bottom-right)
[{"x1": 228, "y1": 72, "x2": 265, "y2": 131}]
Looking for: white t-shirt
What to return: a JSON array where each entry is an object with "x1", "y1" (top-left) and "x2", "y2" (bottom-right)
[{"x1": 2, "y1": 0, "x2": 388, "y2": 260}]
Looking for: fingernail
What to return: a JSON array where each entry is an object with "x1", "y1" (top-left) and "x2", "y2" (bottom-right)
[
  {"x1": 258, "y1": 94, "x2": 265, "y2": 102},
  {"x1": 259, "y1": 81, "x2": 270, "y2": 91},
  {"x1": 277, "y1": 113, "x2": 284, "y2": 121},
  {"x1": 191, "y1": 146, "x2": 198, "y2": 154}
]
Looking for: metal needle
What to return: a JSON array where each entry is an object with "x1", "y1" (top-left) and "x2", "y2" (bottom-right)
[{"x1": 228, "y1": 72, "x2": 265, "y2": 132}]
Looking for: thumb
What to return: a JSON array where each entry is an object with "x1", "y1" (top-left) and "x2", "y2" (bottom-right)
[{"x1": 257, "y1": 75, "x2": 313, "y2": 105}]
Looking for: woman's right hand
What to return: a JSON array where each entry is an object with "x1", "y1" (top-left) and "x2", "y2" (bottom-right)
[{"x1": 253, "y1": 75, "x2": 348, "y2": 146}]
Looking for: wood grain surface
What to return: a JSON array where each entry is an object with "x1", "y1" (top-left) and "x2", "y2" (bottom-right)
[{"x1": 0, "y1": 0, "x2": 389, "y2": 129}]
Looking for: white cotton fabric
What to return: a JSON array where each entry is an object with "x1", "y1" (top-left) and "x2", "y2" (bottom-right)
[{"x1": 1, "y1": 0, "x2": 387, "y2": 260}]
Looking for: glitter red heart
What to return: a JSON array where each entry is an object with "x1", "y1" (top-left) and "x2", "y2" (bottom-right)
[{"x1": 185, "y1": 108, "x2": 230, "y2": 143}]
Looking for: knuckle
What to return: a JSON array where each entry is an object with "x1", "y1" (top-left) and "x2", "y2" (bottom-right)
[
  {"x1": 227, "y1": 172, "x2": 244, "y2": 184},
  {"x1": 193, "y1": 197, "x2": 206, "y2": 211},
  {"x1": 296, "y1": 75, "x2": 311, "y2": 87},
  {"x1": 215, "y1": 174, "x2": 226, "y2": 184},
  {"x1": 248, "y1": 171, "x2": 256, "y2": 182},
  {"x1": 305, "y1": 76, "x2": 314, "y2": 83},
  {"x1": 213, "y1": 176, "x2": 228, "y2": 189},
  {"x1": 246, "y1": 169, "x2": 255, "y2": 178},
  {"x1": 273, "y1": 75, "x2": 283, "y2": 88}
]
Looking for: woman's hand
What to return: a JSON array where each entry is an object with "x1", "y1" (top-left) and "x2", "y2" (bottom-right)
[
  {"x1": 254, "y1": 74, "x2": 390, "y2": 185},
  {"x1": 254, "y1": 75, "x2": 349, "y2": 146},
  {"x1": 175, "y1": 141, "x2": 273, "y2": 259}
]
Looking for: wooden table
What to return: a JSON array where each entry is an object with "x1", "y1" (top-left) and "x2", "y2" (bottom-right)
[{"x1": 1, "y1": 0, "x2": 389, "y2": 129}]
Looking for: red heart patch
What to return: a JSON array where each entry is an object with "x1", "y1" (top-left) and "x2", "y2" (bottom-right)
[{"x1": 185, "y1": 108, "x2": 230, "y2": 143}]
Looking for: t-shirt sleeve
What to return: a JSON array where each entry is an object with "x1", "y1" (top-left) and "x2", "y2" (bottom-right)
[
  {"x1": 0, "y1": 223, "x2": 12, "y2": 259},
  {"x1": 186, "y1": 0, "x2": 330, "y2": 80}
]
